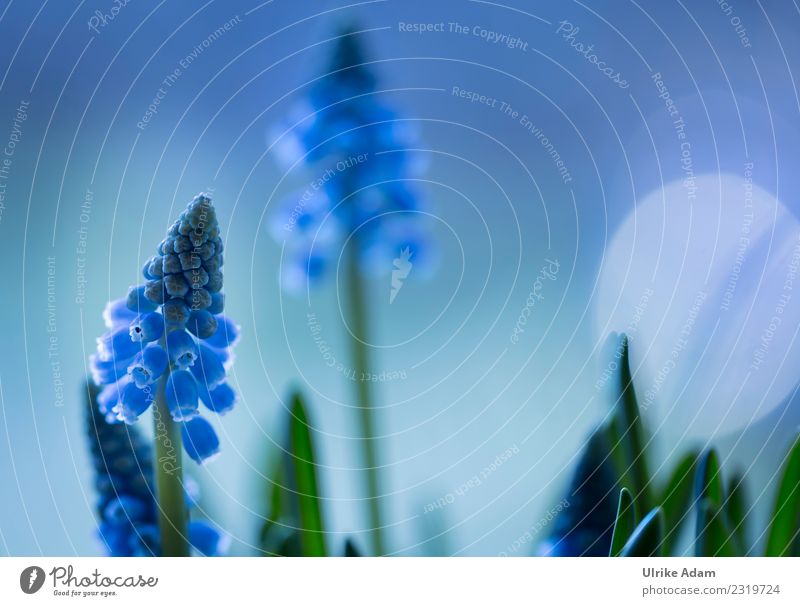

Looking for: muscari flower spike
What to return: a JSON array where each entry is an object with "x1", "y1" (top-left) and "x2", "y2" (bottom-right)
[
  {"x1": 271, "y1": 28, "x2": 436, "y2": 290},
  {"x1": 90, "y1": 193, "x2": 240, "y2": 464},
  {"x1": 85, "y1": 383, "x2": 228, "y2": 556}
]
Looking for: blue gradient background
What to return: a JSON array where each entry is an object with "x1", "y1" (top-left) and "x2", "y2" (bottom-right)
[{"x1": 0, "y1": 0, "x2": 799, "y2": 555}]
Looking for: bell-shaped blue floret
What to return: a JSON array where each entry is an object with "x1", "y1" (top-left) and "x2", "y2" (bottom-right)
[
  {"x1": 97, "y1": 326, "x2": 141, "y2": 361},
  {"x1": 103, "y1": 298, "x2": 137, "y2": 329},
  {"x1": 126, "y1": 285, "x2": 159, "y2": 313},
  {"x1": 186, "y1": 309, "x2": 218, "y2": 340},
  {"x1": 90, "y1": 353, "x2": 135, "y2": 386},
  {"x1": 128, "y1": 312, "x2": 164, "y2": 343},
  {"x1": 190, "y1": 343, "x2": 226, "y2": 390},
  {"x1": 165, "y1": 370, "x2": 199, "y2": 421},
  {"x1": 114, "y1": 381, "x2": 154, "y2": 424},
  {"x1": 205, "y1": 315, "x2": 240, "y2": 350},
  {"x1": 128, "y1": 344, "x2": 168, "y2": 388},
  {"x1": 188, "y1": 520, "x2": 229, "y2": 556},
  {"x1": 199, "y1": 381, "x2": 237, "y2": 415},
  {"x1": 97, "y1": 379, "x2": 128, "y2": 422},
  {"x1": 166, "y1": 329, "x2": 198, "y2": 369},
  {"x1": 180, "y1": 416, "x2": 220, "y2": 464}
]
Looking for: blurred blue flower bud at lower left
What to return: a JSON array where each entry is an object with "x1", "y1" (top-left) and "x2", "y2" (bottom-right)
[
  {"x1": 85, "y1": 382, "x2": 159, "y2": 556},
  {"x1": 85, "y1": 382, "x2": 226, "y2": 556},
  {"x1": 104, "y1": 495, "x2": 148, "y2": 524}
]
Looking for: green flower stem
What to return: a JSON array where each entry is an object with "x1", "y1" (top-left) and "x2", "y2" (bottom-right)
[
  {"x1": 345, "y1": 242, "x2": 385, "y2": 556},
  {"x1": 153, "y1": 369, "x2": 189, "y2": 556}
]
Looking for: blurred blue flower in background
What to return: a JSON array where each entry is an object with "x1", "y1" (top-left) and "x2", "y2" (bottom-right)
[
  {"x1": 89, "y1": 194, "x2": 240, "y2": 464},
  {"x1": 85, "y1": 383, "x2": 228, "y2": 556},
  {"x1": 271, "y1": 28, "x2": 435, "y2": 290},
  {"x1": 268, "y1": 28, "x2": 441, "y2": 555}
]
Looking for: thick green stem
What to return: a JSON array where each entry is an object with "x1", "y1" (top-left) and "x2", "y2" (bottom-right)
[
  {"x1": 345, "y1": 243, "x2": 385, "y2": 556},
  {"x1": 152, "y1": 371, "x2": 189, "y2": 556}
]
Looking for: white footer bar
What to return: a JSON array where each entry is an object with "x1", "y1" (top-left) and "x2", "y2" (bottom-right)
[{"x1": 1, "y1": 557, "x2": 797, "y2": 605}]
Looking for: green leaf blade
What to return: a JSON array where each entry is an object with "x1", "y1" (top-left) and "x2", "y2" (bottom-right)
[
  {"x1": 289, "y1": 391, "x2": 327, "y2": 557},
  {"x1": 695, "y1": 500, "x2": 737, "y2": 557},
  {"x1": 694, "y1": 449, "x2": 723, "y2": 508},
  {"x1": 620, "y1": 507, "x2": 665, "y2": 557},
  {"x1": 613, "y1": 334, "x2": 653, "y2": 511},
  {"x1": 659, "y1": 451, "x2": 699, "y2": 555},
  {"x1": 610, "y1": 488, "x2": 638, "y2": 556},
  {"x1": 765, "y1": 434, "x2": 800, "y2": 557},
  {"x1": 259, "y1": 390, "x2": 327, "y2": 557},
  {"x1": 725, "y1": 472, "x2": 747, "y2": 554}
]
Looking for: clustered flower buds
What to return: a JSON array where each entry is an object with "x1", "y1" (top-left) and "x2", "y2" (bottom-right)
[{"x1": 90, "y1": 194, "x2": 239, "y2": 464}]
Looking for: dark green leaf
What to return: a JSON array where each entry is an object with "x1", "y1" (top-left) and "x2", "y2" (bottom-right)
[
  {"x1": 659, "y1": 451, "x2": 699, "y2": 554},
  {"x1": 695, "y1": 500, "x2": 737, "y2": 556},
  {"x1": 620, "y1": 507, "x2": 664, "y2": 557},
  {"x1": 288, "y1": 391, "x2": 326, "y2": 556},
  {"x1": 693, "y1": 449, "x2": 725, "y2": 554},
  {"x1": 537, "y1": 428, "x2": 620, "y2": 556},
  {"x1": 612, "y1": 334, "x2": 652, "y2": 510},
  {"x1": 610, "y1": 488, "x2": 638, "y2": 556},
  {"x1": 694, "y1": 449, "x2": 723, "y2": 507},
  {"x1": 765, "y1": 434, "x2": 800, "y2": 556},
  {"x1": 259, "y1": 450, "x2": 301, "y2": 556},
  {"x1": 603, "y1": 419, "x2": 632, "y2": 493},
  {"x1": 725, "y1": 472, "x2": 747, "y2": 554},
  {"x1": 259, "y1": 391, "x2": 327, "y2": 556}
]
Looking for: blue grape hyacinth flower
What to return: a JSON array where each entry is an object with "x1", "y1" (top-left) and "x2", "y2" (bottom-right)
[
  {"x1": 90, "y1": 193, "x2": 240, "y2": 464},
  {"x1": 85, "y1": 382, "x2": 228, "y2": 556},
  {"x1": 271, "y1": 28, "x2": 436, "y2": 290}
]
